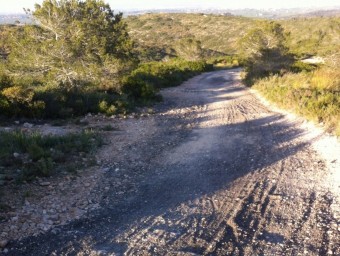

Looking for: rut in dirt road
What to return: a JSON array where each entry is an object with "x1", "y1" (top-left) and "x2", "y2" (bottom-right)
[{"x1": 6, "y1": 69, "x2": 339, "y2": 255}]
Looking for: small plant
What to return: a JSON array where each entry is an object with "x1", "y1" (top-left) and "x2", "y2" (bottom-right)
[
  {"x1": 23, "y1": 190, "x2": 32, "y2": 198},
  {"x1": 0, "y1": 203, "x2": 11, "y2": 215},
  {"x1": 0, "y1": 130, "x2": 102, "y2": 181},
  {"x1": 290, "y1": 61, "x2": 317, "y2": 73},
  {"x1": 207, "y1": 55, "x2": 241, "y2": 70}
]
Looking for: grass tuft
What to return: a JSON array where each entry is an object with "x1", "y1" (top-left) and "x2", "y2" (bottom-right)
[
  {"x1": 0, "y1": 130, "x2": 102, "y2": 181},
  {"x1": 253, "y1": 67, "x2": 340, "y2": 136}
]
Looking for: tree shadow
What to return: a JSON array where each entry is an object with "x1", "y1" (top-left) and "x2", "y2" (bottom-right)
[{"x1": 7, "y1": 114, "x2": 311, "y2": 255}]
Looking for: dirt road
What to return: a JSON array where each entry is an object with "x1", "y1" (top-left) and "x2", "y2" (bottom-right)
[{"x1": 6, "y1": 69, "x2": 339, "y2": 255}]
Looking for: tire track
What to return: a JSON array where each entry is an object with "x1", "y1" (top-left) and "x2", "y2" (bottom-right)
[
  {"x1": 117, "y1": 70, "x2": 338, "y2": 256},
  {"x1": 6, "y1": 69, "x2": 338, "y2": 256}
]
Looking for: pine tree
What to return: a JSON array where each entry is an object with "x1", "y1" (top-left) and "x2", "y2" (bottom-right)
[
  {"x1": 8, "y1": 0, "x2": 135, "y2": 90},
  {"x1": 239, "y1": 21, "x2": 294, "y2": 84}
]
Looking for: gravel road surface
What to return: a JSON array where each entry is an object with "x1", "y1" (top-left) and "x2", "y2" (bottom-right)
[{"x1": 5, "y1": 69, "x2": 339, "y2": 255}]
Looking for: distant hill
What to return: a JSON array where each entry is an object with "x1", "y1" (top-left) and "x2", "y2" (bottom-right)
[
  {"x1": 126, "y1": 13, "x2": 255, "y2": 59},
  {"x1": 300, "y1": 9, "x2": 340, "y2": 17},
  {"x1": 1, "y1": 10, "x2": 339, "y2": 61},
  {"x1": 0, "y1": 14, "x2": 32, "y2": 24},
  {"x1": 125, "y1": 13, "x2": 340, "y2": 60},
  {"x1": 1, "y1": 6, "x2": 340, "y2": 24},
  {"x1": 123, "y1": 7, "x2": 340, "y2": 19}
]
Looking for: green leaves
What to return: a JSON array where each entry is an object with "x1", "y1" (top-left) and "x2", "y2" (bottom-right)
[
  {"x1": 174, "y1": 38, "x2": 204, "y2": 61},
  {"x1": 0, "y1": 130, "x2": 102, "y2": 180},
  {"x1": 9, "y1": 0, "x2": 135, "y2": 89},
  {"x1": 240, "y1": 21, "x2": 294, "y2": 85},
  {"x1": 239, "y1": 21, "x2": 288, "y2": 59}
]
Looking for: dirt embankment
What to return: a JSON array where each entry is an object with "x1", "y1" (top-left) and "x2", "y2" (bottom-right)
[{"x1": 2, "y1": 69, "x2": 339, "y2": 255}]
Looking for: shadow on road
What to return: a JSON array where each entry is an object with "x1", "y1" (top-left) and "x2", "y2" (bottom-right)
[
  {"x1": 7, "y1": 69, "x2": 314, "y2": 255},
  {"x1": 8, "y1": 116, "x2": 309, "y2": 255}
]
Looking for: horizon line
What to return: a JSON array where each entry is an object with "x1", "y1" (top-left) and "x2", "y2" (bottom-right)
[{"x1": 1, "y1": 5, "x2": 340, "y2": 15}]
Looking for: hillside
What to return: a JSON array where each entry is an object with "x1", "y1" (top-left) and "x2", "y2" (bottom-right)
[
  {"x1": 296, "y1": 9, "x2": 340, "y2": 18},
  {"x1": 125, "y1": 13, "x2": 340, "y2": 59},
  {"x1": 282, "y1": 17, "x2": 340, "y2": 56},
  {"x1": 1, "y1": 13, "x2": 339, "y2": 60},
  {"x1": 0, "y1": 14, "x2": 32, "y2": 25},
  {"x1": 126, "y1": 13, "x2": 256, "y2": 59}
]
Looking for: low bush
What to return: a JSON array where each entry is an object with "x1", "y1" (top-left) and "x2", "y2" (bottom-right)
[
  {"x1": 0, "y1": 130, "x2": 102, "y2": 181},
  {"x1": 33, "y1": 87, "x2": 128, "y2": 118},
  {"x1": 122, "y1": 59, "x2": 214, "y2": 103},
  {"x1": 0, "y1": 59, "x2": 212, "y2": 118},
  {"x1": 243, "y1": 58, "x2": 317, "y2": 87},
  {"x1": 207, "y1": 55, "x2": 242, "y2": 69},
  {"x1": 253, "y1": 67, "x2": 340, "y2": 136},
  {"x1": 0, "y1": 84, "x2": 130, "y2": 118},
  {"x1": 290, "y1": 61, "x2": 317, "y2": 73},
  {"x1": 243, "y1": 49, "x2": 295, "y2": 86}
]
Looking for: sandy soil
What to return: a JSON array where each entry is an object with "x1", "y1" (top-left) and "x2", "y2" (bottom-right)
[{"x1": 4, "y1": 69, "x2": 339, "y2": 255}]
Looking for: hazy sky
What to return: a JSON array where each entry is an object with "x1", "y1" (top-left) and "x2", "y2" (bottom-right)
[{"x1": 1, "y1": 0, "x2": 339, "y2": 14}]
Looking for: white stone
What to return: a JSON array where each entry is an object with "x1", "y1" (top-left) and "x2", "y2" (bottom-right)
[
  {"x1": 23, "y1": 122, "x2": 34, "y2": 128},
  {"x1": 39, "y1": 182, "x2": 51, "y2": 186}
]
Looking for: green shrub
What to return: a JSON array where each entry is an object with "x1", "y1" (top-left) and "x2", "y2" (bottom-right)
[
  {"x1": 290, "y1": 61, "x2": 317, "y2": 73},
  {"x1": 243, "y1": 48, "x2": 295, "y2": 86},
  {"x1": 0, "y1": 130, "x2": 102, "y2": 181},
  {"x1": 207, "y1": 55, "x2": 242, "y2": 68},
  {"x1": 0, "y1": 83, "x2": 129, "y2": 118},
  {"x1": 253, "y1": 67, "x2": 340, "y2": 136},
  {"x1": 122, "y1": 77, "x2": 157, "y2": 102},
  {"x1": 122, "y1": 59, "x2": 213, "y2": 102},
  {"x1": 0, "y1": 73, "x2": 12, "y2": 90}
]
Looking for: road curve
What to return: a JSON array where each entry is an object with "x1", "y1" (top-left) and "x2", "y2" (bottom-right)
[{"x1": 6, "y1": 69, "x2": 339, "y2": 255}]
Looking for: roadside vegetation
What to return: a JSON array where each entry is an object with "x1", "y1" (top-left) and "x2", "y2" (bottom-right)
[
  {"x1": 253, "y1": 65, "x2": 340, "y2": 136},
  {"x1": 0, "y1": 129, "x2": 102, "y2": 182},
  {"x1": 235, "y1": 20, "x2": 339, "y2": 136}
]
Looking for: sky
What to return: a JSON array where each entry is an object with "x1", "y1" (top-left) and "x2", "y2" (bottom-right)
[{"x1": 0, "y1": 0, "x2": 340, "y2": 14}]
